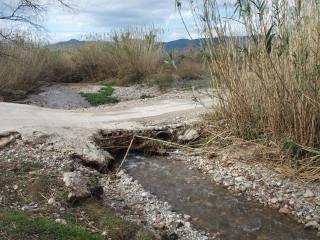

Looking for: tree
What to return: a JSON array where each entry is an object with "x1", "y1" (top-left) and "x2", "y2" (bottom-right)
[{"x1": 0, "y1": 0, "x2": 71, "y2": 40}]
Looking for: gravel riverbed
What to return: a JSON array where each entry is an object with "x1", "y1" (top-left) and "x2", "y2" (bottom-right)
[
  {"x1": 171, "y1": 148, "x2": 320, "y2": 235},
  {"x1": 101, "y1": 171, "x2": 216, "y2": 240}
]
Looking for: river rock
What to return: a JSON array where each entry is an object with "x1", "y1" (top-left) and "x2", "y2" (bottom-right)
[
  {"x1": 48, "y1": 197, "x2": 56, "y2": 205},
  {"x1": 235, "y1": 176, "x2": 245, "y2": 183},
  {"x1": 74, "y1": 148, "x2": 113, "y2": 173},
  {"x1": 178, "y1": 129, "x2": 199, "y2": 142},
  {"x1": 156, "y1": 223, "x2": 166, "y2": 230},
  {"x1": 55, "y1": 218, "x2": 67, "y2": 225},
  {"x1": 161, "y1": 232, "x2": 179, "y2": 240},
  {"x1": 303, "y1": 189, "x2": 315, "y2": 198},
  {"x1": 270, "y1": 198, "x2": 278, "y2": 204},
  {"x1": 305, "y1": 221, "x2": 319, "y2": 230},
  {"x1": 63, "y1": 171, "x2": 91, "y2": 201},
  {"x1": 279, "y1": 207, "x2": 290, "y2": 214}
]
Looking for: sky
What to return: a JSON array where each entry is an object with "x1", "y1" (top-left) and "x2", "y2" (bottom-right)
[{"x1": 43, "y1": 0, "x2": 196, "y2": 43}]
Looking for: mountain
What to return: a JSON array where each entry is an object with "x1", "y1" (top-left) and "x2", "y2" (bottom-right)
[
  {"x1": 51, "y1": 38, "x2": 205, "y2": 50},
  {"x1": 51, "y1": 39, "x2": 87, "y2": 47},
  {"x1": 51, "y1": 37, "x2": 247, "y2": 50},
  {"x1": 164, "y1": 39, "x2": 204, "y2": 51}
]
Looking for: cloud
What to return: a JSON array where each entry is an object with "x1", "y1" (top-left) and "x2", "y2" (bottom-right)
[
  {"x1": 43, "y1": 0, "x2": 194, "y2": 42},
  {"x1": 0, "y1": 0, "x2": 237, "y2": 42}
]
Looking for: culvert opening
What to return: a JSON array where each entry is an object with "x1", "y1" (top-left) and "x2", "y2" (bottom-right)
[{"x1": 93, "y1": 127, "x2": 193, "y2": 171}]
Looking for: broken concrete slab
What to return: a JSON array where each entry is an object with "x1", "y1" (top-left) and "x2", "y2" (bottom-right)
[
  {"x1": 178, "y1": 129, "x2": 200, "y2": 142},
  {"x1": 72, "y1": 148, "x2": 114, "y2": 173},
  {"x1": 0, "y1": 131, "x2": 21, "y2": 149}
]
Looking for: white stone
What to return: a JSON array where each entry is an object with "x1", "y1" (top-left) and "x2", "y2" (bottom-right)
[
  {"x1": 235, "y1": 176, "x2": 245, "y2": 183},
  {"x1": 48, "y1": 198, "x2": 56, "y2": 205},
  {"x1": 185, "y1": 222, "x2": 191, "y2": 228},
  {"x1": 141, "y1": 192, "x2": 148, "y2": 197},
  {"x1": 270, "y1": 198, "x2": 278, "y2": 204},
  {"x1": 55, "y1": 218, "x2": 67, "y2": 225},
  {"x1": 304, "y1": 189, "x2": 315, "y2": 198}
]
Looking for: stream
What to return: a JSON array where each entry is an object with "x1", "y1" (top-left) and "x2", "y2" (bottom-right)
[{"x1": 124, "y1": 155, "x2": 319, "y2": 240}]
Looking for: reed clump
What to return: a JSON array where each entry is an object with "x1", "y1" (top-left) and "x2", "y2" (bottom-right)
[
  {"x1": 179, "y1": 0, "x2": 320, "y2": 179},
  {"x1": 0, "y1": 38, "x2": 47, "y2": 94}
]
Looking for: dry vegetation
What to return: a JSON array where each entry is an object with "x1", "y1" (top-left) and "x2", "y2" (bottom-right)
[
  {"x1": 0, "y1": 29, "x2": 206, "y2": 99},
  {"x1": 178, "y1": 0, "x2": 320, "y2": 180}
]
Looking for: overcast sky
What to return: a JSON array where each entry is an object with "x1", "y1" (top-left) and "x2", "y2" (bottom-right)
[{"x1": 43, "y1": 0, "x2": 196, "y2": 43}]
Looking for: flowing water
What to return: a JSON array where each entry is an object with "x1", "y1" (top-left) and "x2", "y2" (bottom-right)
[{"x1": 124, "y1": 155, "x2": 319, "y2": 240}]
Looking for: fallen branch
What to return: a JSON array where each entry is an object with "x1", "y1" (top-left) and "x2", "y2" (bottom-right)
[{"x1": 117, "y1": 136, "x2": 135, "y2": 174}]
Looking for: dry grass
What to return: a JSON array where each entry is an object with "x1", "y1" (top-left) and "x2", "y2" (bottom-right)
[
  {"x1": 72, "y1": 42, "x2": 117, "y2": 81},
  {"x1": 0, "y1": 39, "x2": 47, "y2": 94},
  {"x1": 109, "y1": 30, "x2": 163, "y2": 83},
  {"x1": 0, "y1": 28, "x2": 208, "y2": 98},
  {"x1": 71, "y1": 29, "x2": 164, "y2": 84},
  {"x1": 180, "y1": 0, "x2": 320, "y2": 180},
  {"x1": 176, "y1": 60, "x2": 204, "y2": 80}
]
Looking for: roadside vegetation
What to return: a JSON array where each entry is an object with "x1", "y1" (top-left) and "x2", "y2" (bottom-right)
[{"x1": 177, "y1": 0, "x2": 320, "y2": 180}]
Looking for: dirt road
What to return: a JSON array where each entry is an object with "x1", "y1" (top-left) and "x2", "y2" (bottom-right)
[{"x1": 1, "y1": 97, "x2": 212, "y2": 133}]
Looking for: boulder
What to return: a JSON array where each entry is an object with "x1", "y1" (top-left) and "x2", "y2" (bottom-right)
[{"x1": 63, "y1": 171, "x2": 91, "y2": 202}]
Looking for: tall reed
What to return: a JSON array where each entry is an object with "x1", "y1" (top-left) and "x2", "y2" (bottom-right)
[
  {"x1": 0, "y1": 38, "x2": 47, "y2": 93},
  {"x1": 179, "y1": 0, "x2": 320, "y2": 149}
]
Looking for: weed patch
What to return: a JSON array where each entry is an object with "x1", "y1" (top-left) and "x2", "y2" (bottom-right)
[
  {"x1": 80, "y1": 85, "x2": 119, "y2": 106},
  {"x1": 0, "y1": 208, "x2": 102, "y2": 240}
]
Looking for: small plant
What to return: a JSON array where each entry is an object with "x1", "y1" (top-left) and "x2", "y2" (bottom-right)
[{"x1": 80, "y1": 85, "x2": 119, "y2": 106}]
